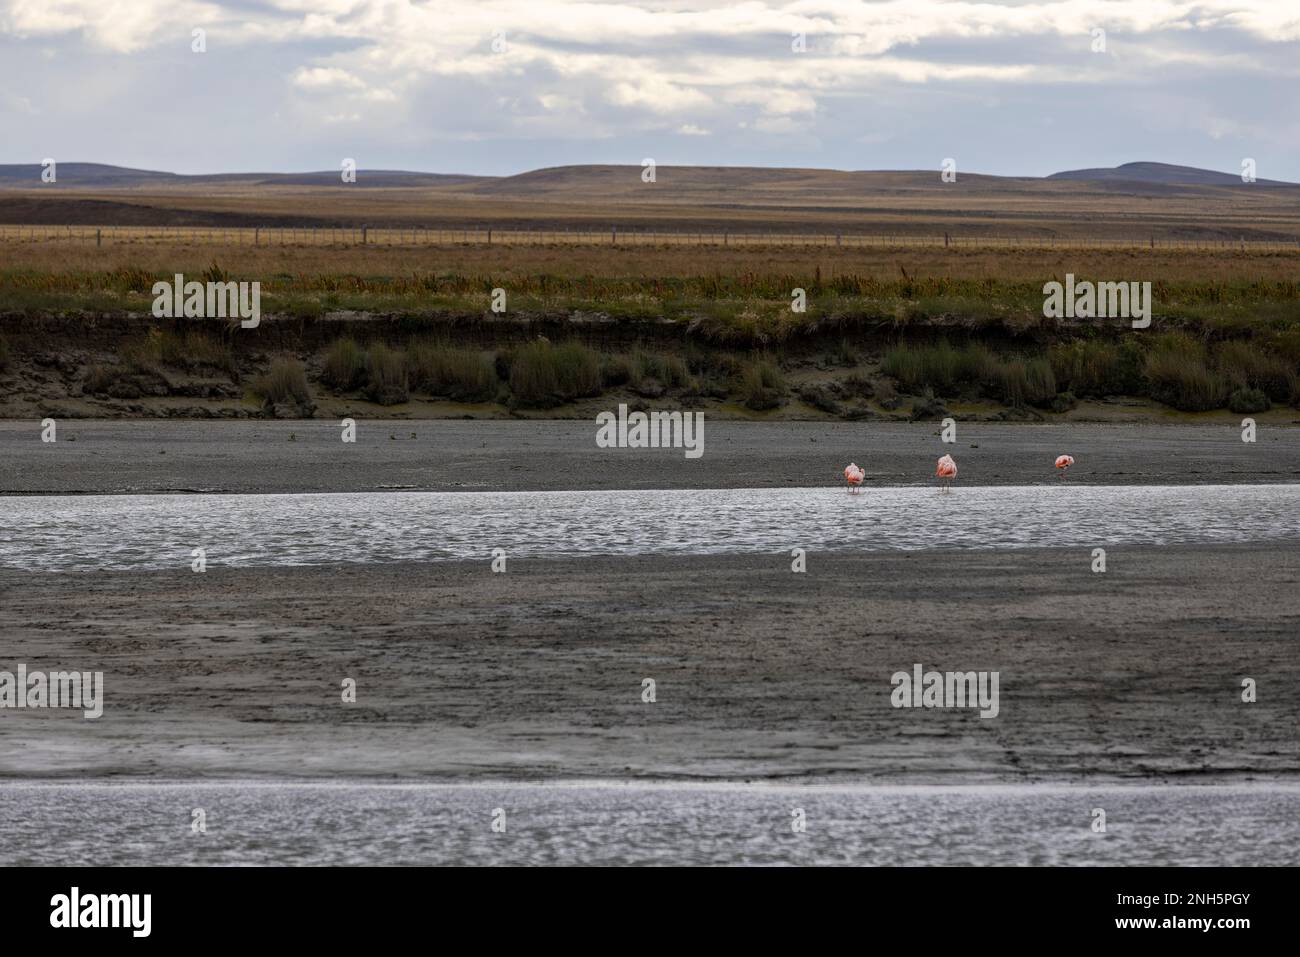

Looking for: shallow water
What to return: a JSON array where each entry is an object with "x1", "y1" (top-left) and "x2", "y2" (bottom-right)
[
  {"x1": 1, "y1": 484, "x2": 1297, "y2": 571},
  {"x1": 0, "y1": 782, "x2": 1295, "y2": 866}
]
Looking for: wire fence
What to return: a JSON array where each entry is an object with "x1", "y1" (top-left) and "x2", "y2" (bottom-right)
[{"x1": 1, "y1": 223, "x2": 1297, "y2": 252}]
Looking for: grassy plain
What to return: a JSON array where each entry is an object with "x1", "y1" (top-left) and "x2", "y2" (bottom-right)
[{"x1": 2, "y1": 170, "x2": 1298, "y2": 420}]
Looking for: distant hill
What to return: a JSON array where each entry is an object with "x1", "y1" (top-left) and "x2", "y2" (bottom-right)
[
  {"x1": 0, "y1": 163, "x2": 487, "y2": 189},
  {"x1": 460, "y1": 165, "x2": 1042, "y2": 210},
  {"x1": 3, "y1": 160, "x2": 1299, "y2": 240},
  {"x1": 1048, "y1": 161, "x2": 1294, "y2": 188},
  {"x1": 3, "y1": 160, "x2": 1295, "y2": 194}
]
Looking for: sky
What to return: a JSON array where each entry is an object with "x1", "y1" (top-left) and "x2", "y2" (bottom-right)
[{"x1": 2, "y1": 0, "x2": 1299, "y2": 179}]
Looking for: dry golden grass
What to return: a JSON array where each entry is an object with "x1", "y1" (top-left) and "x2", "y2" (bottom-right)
[{"x1": 3, "y1": 235, "x2": 1300, "y2": 282}]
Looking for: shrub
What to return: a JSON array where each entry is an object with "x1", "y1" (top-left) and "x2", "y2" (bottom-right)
[
  {"x1": 1228, "y1": 387, "x2": 1270, "y2": 414},
  {"x1": 407, "y1": 341, "x2": 498, "y2": 402},
  {"x1": 1050, "y1": 391, "x2": 1078, "y2": 413},
  {"x1": 509, "y1": 340, "x2": 602, "y2": 407},
  {"x1": 909, "y1": 388, "x2": 948, "y2": 420},
  {"x1": 322, "y1": 337, "x2": 366, "y2": 391},
  {"x1": 797, "y1": 383, "x2": 842, "y2": 415},
  {"x1": 875, "y1": 378, "x2": 900, "y2": 410},
  {"x1": 364, "y1": 343, "x2": 409, "y2": 405},
  {"x1": 251, "y1": 357, "x2": 311, "y2": 406}
]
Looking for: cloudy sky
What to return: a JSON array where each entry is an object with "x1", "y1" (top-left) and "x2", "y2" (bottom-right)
[{"x1": 2, "y1": 0, "x2": 1298, "y2": 178}]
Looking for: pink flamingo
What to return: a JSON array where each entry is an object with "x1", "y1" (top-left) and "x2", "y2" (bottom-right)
[
  {"x1": 1055, "y1": 454, "x2": 1074, "y2": 481},
  {"x1": 844, "y1": 463, "x2": 865, "y2": 493},
  {"x1": 936, "y1": 453, "x2": 957, "y2": 493}
]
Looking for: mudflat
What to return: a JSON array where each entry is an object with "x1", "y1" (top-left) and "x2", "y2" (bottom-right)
[
  {"x1": 3, "y1": 544, "x2": 1296, "y2": 781},
  {"x1": 2, "y1": 420, "x2": 1296, "y2": 494}
]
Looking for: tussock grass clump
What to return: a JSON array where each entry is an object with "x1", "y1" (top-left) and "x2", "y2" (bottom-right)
[
  {"x1": 251, "y1": 357, "x2": 311, "y2": 405},
  {"x1": 843, "y1": 371, "x2": 875, "y2": 398},
  {"x1": 600, "y1": 354, "x2": 633, "y2": 387},
  {"x1": 620, "y1": 348, "x2": 691, "y2": 393},
  {"x1": 82, "y1": 364, "x2": 115, "y2": 394},
  {"x1": 1269, "y1": 330, "x2": 1300, "y2": 365},
  {"x1": 364, "y1": 343, "x2": 409, "y2": 405},
  {"x1": 176, "y1": 331, "x2": 235, "y2": 372},
  {"x1": 834, "y1": 338, "x2": 860, "y2": 366},
  {"x1": 988, "y1": 357, "x2": 1056, "y2": 408},
  {"x1": 882, "y1": 339, "x2": 998, "y2": 396},
  {"x1": 1215, "y1": 340, "x2": 1295, "y2": 403},
  {"x1": 509, "y1": 340, "x2": 602, "y2": 407},
  {"x1": 740, "y1": 357, "x2": 786, "y2": 410},
  {"x1": 881, "y1": 343, "x2": 925, "y2": 392},
  {"x1": 1143, "y1": 333, "x2": 1226, "y2": 411},
  {"x1": 117, "y1": 328, "x2": 234, "y2": 375},
  {"x1": 1048, "y1": 340, "x2": 1132, "y2": 397},
  {"x1": 1024, "y1": 357, "x2": 1057, "y2": 405},
  {"x1": 322, "y1": 337, "x2": 366, "y2": 391},
  {"x1": 600, "y1": 348, "x2": 695, "y2": 393},
  {"x1": 407, "y1": 341, "x2": 498, "y2": 402}
]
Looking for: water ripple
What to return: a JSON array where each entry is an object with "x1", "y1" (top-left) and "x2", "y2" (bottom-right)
[{"x1": 1, "y1": 484, "x2": 1297, "y2": 571}]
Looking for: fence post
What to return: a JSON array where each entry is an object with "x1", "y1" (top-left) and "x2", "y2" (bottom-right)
[
  {"x1": 611, "y1": 226, "x2": 617, "y2": 245},
  {"x1": 944, "y1": 232, "x2": 950, "y2": 248},
  {"x1": 362, "y1": 226, "x2": 368, "y2": 245},
  {"x1": 254, "y1": 227, "x2": 260, "y2": 247},
  {"x1": 96, "y1": 229, "x2": 102, "y2": 248}
]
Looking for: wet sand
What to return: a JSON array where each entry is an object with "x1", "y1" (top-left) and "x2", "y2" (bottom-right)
[
  {"x1": 2, "y1": 420, "x2": 1298, "y2": 494},
  {"x1": 4, "y1": 544, "x2": 1297, "y2": 781}
]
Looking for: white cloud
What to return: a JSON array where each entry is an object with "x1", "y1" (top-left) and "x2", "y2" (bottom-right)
[
  {"x1": 2, "y1": 0, "x2": 1298, "y2": 170},
  {"x1": 608, "y1": 76, "x2": 712, "y2": 114},
  {"x1": 292, "y1": 66, "x2": 365, "y2": 91},
  {"x1": 4, "y1": 0, "x2": 227, "y2": 53}
]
